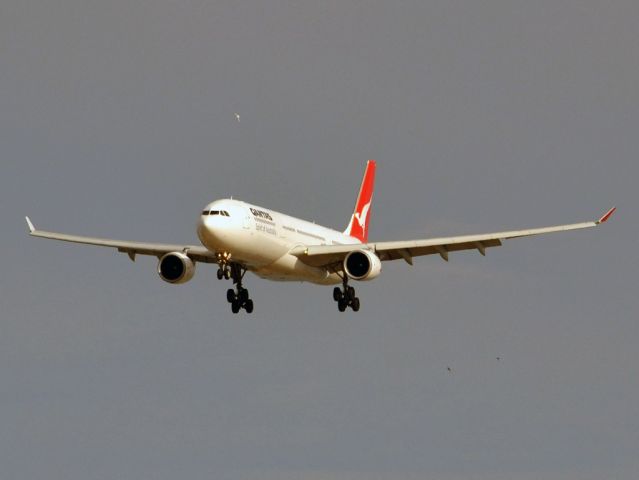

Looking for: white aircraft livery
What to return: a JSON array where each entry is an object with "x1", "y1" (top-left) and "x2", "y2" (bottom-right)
[{"x1": 26, "y1": 160, "x2": 616, "y2": 313}]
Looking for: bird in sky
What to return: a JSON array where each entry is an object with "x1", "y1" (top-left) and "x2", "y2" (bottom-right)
[{"x1": 234, "y1": 113, "x2": 240, "y2": 122}]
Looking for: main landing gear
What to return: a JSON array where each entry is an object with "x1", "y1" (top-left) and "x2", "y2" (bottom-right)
[
  {"x1": 333, "y1": 276, "x2": 360, "y2": 312},
  {"x1": 217, "y1": 257, "x2": 253, "y2": 314}
]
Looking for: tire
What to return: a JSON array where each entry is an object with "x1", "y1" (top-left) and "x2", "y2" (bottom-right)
[
  {"x1": 217, "y1": 269, "x2": 224, "y2": 280},
  {"x1": 351, "y1": 297, "x2": 360, "y2": 312},
  {"x1": 231, "y1": 300, "x2": 241, "y2": 314},
  {"x1": 244, "y1": 299, "x2": 254, "y2": 314},
  {"x1": 338, "y1": 299, "x2": 347, "y2": 312},
  {"x1": 239, "y1": 288, "x2": 249, "y2": 303},
  {"x1": 333, "y1": 287, "x2": 342, "y2": 302},
  {"x1": 347, "y1": 286, "x2": 355, "y2": 300},
  {"x1": 224, "y1": 269, "x2": 231, "y2": 280},
  {"x1": 226, "y1": 289, "x2": 236, "y2": 303}
]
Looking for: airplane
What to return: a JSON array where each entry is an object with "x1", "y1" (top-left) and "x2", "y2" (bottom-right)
[{"x1": 25, "y1": 160, "x2": 616, "y2": 313}]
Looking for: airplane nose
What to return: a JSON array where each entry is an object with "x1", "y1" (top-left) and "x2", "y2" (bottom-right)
[{"x1": 197, "y1": 213, "x2": 233, "y2": 250}]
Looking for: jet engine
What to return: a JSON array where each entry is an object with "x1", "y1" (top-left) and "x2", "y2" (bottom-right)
[
  {"x1": 158, "y1": 252, "x2": 196, "y2": 284},
  {"x1": 343, "y1": 250, "x2": 382, "y2": 281}
]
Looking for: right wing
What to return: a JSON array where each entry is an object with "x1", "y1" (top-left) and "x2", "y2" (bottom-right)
[
  {"x1": 290, "y1": 207, "x2": 616, "y2": 267},
  {"x1": 25, "y1": 217, "x2": 217, "y2": 263}
]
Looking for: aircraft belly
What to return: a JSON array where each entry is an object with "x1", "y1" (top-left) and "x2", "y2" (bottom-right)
[
  {"x1": 253, "y1": 253, "x2": 340, "y2": 284},
  {"x1": 241, "y1": 232, "x2": 289, "y2": 265}
]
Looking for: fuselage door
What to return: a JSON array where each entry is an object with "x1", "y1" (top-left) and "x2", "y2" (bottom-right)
[{"x1": 243, "y1": 211, "x2": 252, "y2": 229}]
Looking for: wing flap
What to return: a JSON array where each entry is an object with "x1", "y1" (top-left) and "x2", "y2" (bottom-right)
[{"x1": 376, "y1": 238, "x2": 503, "y2": 262}]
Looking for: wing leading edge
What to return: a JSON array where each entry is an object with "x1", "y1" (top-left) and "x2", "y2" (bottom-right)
[
  {"x1": 290, "y1": 207, "x2": 616, "y2": 268},
  {"x1": 25, "y1": 217, "x2": 216, "y2": 263}
]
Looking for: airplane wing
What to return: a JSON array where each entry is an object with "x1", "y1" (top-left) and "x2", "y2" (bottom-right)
[
  {"x1": 25, "y1": 217, "x2": 217, "y2": 263},
  {"x1": 290, "y1": 207, "x2": 616, "y2": 268}
]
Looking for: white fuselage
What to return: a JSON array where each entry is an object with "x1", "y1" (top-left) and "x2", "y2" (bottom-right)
[{"x1": 197, "y1": 199, "x2": 361, "y2": 284}]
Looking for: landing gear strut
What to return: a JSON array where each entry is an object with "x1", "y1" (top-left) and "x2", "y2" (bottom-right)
[
  {"x1": 333, "y1": 276, "x2": 360, "y2": 312},
  {"x1": 217, "y1": 258, "x2": 253, "y2": 314}
]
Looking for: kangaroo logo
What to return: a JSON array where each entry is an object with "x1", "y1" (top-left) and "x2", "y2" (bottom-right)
[
  {"x1": 343, "y1": 160, "x2": 376, "y2": 243},
  {"x1": 353, "y1": 201, "x2": 371, "y2": 230}
]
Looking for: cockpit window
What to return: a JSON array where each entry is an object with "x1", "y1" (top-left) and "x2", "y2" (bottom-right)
[{"x1": 202, "y1": 209, "x2": 230, "y2": 216}]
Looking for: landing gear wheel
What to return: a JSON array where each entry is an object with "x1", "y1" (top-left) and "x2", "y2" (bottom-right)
[
  {"x1": 244, "y1": 299, "x2": 254, "y2": 313},
  {"x1": 347, "y1": 286, "x2": 355, "y2": 300},
  {"x1": 333, "y1": 287, "x2": 342, "y2": 302},
  {"x1": 238, "y1": 288, "x2": 249, "y2": 303},
  {"x1": 226, "y1": 289, "x2": 236, "y2": 303},
  {"x1": 338, "y1": 298, "x2": 347, "y2": 312},
  {"x1": 224, "y1": 269, "x2": 231, "y2": 280},
  {"x1": 231, "y1": 300, "x2": 241, "y2": 314},
  {"x1": 217, "y1": 269, "x2": 224, "y2": 280},
  {"x1": 351, "y1": 297, "x2": 360, "y2": 312}
]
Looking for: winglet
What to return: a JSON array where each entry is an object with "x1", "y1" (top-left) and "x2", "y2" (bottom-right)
[
  {"x1": 25, "y1": 216, "x2": 35, "y2": 233},
  {"x1": 597, "y1": 206, "x2": 616, "y2": 225}
]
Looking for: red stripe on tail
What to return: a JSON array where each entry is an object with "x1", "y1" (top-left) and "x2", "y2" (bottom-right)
[{"x1": 344, "y1": 160, "x2": 376, "y2": 243}]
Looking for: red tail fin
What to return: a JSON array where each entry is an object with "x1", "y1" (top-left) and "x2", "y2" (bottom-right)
[{"x1": 344, "y1": 160, "x2": 376, "y2": 243}]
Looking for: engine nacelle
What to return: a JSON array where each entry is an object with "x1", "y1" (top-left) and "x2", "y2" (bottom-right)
[
  {"x1": 158, "y1": 252, "x2": 196, "y2": 284},
  {"x1": 343, "y1": 250, "x2": 382, "y2": 281}
]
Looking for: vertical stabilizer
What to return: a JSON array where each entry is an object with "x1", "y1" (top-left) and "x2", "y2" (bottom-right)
[{"x1": 344, "y1": 160, "x2": 376, "y2": 243}]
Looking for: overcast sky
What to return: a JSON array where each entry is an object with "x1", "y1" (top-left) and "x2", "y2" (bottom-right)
[{"x1": 1, "y1": 1, "x2": 638, "y2": 479}]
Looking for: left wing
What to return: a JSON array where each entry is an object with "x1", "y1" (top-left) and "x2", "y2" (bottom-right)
[
  {"x1": 25, "y1": 217, "x2": 217, "y2": 263},
  {"x1": 290, "y1": 207, "x2": 616, "y2": 267}
]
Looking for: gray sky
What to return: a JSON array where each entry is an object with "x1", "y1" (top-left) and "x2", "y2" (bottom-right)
[{"x1": 1, "y1": 1, "x2": 638, "y2": 479}]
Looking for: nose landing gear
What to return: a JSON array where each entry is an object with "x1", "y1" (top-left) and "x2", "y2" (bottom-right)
[{"x1": 216, "y1": 252, "x2": 232, "y2": 280}]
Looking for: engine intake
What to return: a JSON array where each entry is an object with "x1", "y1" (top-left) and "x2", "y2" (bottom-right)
[
  {"x1": 158, "y1": 252, "x2": 196, "y2": 284},
  {"x1": 343, "y1": 250, "x2": 382, "y2": 281}
]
